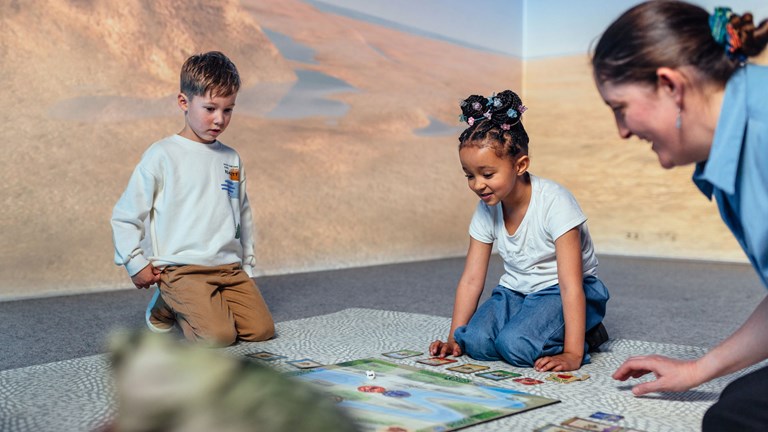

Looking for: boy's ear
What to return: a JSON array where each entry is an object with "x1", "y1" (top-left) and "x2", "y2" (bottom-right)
[
  {"x1": 177, "y1": 93, "x2": 189, "y2": 113},
  {"x1": 516, "y1": 155, "x2": 530, "y2": 176}
]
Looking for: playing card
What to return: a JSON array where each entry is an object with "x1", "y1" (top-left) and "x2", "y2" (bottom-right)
[
  {"x1": 533, "y1": 424, "x2": 582, "y2": 432},
  {"x1": 512, "y1": 377, "x2": 544, "y2": 385},
  {"x1": 382, "y1": 349, "x2": 423, "y2": 359},
  {"x1": 561, "y1": 417, "x2": 623, "y2": 431},
  {"x1": 545, "y1": 372, "x2": 590, "y2": 383},
  {"x1": 416, "y1": 357, "x2": 458, "y2": 366},
  {"x1": 245, "y1": 351, "x2": 287, "y2": 361},
  {"x1": 589, "y1": 412, "x2": 625, "y2": 422},
  {"x1": 475, "y1": 370, "x2": 522, "y2": 381},
  {"x1": 286, "y1": 358, "x2": 323, "y2": 369},
  {"x1": 446, "y1": 363, "x2": 490, "y2": 374}
]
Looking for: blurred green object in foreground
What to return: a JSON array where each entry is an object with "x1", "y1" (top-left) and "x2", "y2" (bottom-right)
[{"x1": 104, "y1": 331, "x2": 358, "y2": 432}]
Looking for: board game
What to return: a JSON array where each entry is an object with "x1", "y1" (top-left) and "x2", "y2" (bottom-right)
[{"x1": 289, "y1": 358, "x2": 559, "y2": 431}]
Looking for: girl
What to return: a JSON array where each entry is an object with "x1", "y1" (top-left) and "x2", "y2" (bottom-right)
[
  {"x1": 429, "y1": 90, "x2": 609, "y2": 372},
  {"x1": 591, "y1": 2, "x2": 768, "y2": 430}
]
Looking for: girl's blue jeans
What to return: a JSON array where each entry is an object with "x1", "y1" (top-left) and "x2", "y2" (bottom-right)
[{"x1": 453, "y1": 275, "x2": 609, "y2": 367}]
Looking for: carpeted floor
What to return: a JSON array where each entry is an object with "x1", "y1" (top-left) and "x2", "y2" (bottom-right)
[
  {"x1": 1, "y1": 254, "x2": 765, "y2": 372},
  {"x1": 0, "y1": 308, "x2": 759, "y2": 432}
]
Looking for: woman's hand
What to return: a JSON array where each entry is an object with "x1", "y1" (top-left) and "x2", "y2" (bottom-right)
[{"x1": 613, "y1": 355, "x2": 701, "y2": 395}]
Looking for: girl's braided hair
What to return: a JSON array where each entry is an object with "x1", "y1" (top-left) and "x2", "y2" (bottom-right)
[{"x1": 458, "y1": 89, "x2": 529, "y2": 159}]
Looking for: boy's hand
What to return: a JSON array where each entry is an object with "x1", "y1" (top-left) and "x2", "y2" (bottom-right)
[
  {"x1": 131, "y1": 264, "x2": 161, "y2": 289},
  {"x1": 429, "y1": 339, "x2": 462, "y2": 358},
  {"x1": 534, "y1": 352, "x2": 582, "y2": 372}
]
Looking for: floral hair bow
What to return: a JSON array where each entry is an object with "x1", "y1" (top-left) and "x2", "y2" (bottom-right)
[
  {"x1": 486, "y1": 93, "x2": 503, "y2": 108},
  {"x1": 499, "y1": 104, "x2": 527, "y2": 130}
]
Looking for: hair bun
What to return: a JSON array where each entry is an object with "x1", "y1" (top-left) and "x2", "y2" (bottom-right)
[
  {"x1": 487, "y1": 90, "x2": 526, "y2": 128},
  {"x1": 459, "y1": 90, "x2": 527, "y2": 129},
  {"x1": 459, "y1": 95, "x2": 489, "y2": 125},
  {"x1": 710, "y1": 8, "x2": 768, "y2": 60},
  {"x1": 734, "y1": 12, "x2": 768, "y2": 56}
]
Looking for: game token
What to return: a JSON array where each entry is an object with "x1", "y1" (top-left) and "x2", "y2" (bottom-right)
[
  {"x1": 383, "y1": 390, "x2": 411, "y2": 398},
  {"x1": 545, "y1": 372, "x2": 590, "y2": 384},
  {"x1": 286, "y1": 358, "x2": 323, "y2": 369},
  {"x1": 382, "y1": 349, "x2": 423, "y2": 359},
  {"x1": 512, "y1": 377, "x2": 544, "y2": 385},
  {"x1": 416, "y1": 357, "x2": 458, "y2": 366},
  {"x1": 476, "y1": 370, "x2": 522, "y2": 381},
  {"x1": 589, "y1": 412, "x2": 624, "y2": 422},
  {"x1": 447, "y1": 363, "x2": 490, "y2": 374},
  {"x1": 245, "y1": 351, "x2": 286, "y2": 361},
  {"x1": 561, "y1": 417, "x2": 623, "y2": 431},
  {"x1": 357, "y1": 385, "x2": 387, "y2": 393}
]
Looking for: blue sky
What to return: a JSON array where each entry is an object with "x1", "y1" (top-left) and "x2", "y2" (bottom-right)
[
  {"x1": 305, "y1": 0, "x2": 768, "y2": 59},
  {"x1": 305, "y1": 0, "x2": 524, "y2": 56}
]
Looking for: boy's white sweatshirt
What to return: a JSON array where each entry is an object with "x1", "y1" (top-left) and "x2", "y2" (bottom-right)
[{"x1": 111, "y1": 134, "x2": 256, "y2": 277}]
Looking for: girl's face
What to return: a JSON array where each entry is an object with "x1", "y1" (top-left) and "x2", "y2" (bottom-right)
[
  {"x1": 178, "y1": 91, "x2": 237, "y2": 144},
  {"x1": 459, "y1": 145, "x2": 528, "y2": 207},
  {"x1": 597, "y1": 80, "x2": 689, "y2": 169}
]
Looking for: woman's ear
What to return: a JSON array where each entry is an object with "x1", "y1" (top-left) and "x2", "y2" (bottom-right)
[{"x1": 656, "y1": 67, "x2": 685, "y2": 106}]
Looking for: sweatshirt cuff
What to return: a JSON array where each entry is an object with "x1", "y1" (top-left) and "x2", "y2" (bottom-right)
[
  {"x1": 126, "y1": 255, "x2": 151, "y2": 277},
  {"x1": 242, "y1": 264, "x2": 255, "y2": 278}
]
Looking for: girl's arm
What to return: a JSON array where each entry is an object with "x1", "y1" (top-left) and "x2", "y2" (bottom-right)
[
  {"x1": 534, "y1": 227, "x2": 586, "y2": 372},
  {"x1": 430, "y1": 237, "x2": 492, "y2": 357}
]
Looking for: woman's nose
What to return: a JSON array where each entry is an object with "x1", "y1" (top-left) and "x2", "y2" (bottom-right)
[{"x1": 617, "y1": 123, "x2": 632, "y2": 139}]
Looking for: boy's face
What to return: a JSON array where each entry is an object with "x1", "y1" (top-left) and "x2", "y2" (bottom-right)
[{"x1": 177, "y1": 91, "x2": 237, "y2": 144}]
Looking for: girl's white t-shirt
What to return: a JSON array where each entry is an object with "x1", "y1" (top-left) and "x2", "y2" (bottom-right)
[{"x1": 469, "y1": 174, "x2": 598, "y2": 294}]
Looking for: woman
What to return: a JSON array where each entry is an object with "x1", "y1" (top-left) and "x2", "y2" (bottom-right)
[{"x1": 591, "y1": 1, "x2": 768, "y2": 430}]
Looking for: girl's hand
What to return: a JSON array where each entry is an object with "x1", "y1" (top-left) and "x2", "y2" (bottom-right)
[
  {"x1": 534, "y1": 352, "x2": 582, "y2": 372},
  {"x1": 429, "y1": 339, "x2": 462, "y2": 358},
  {"x1": 613, "y1": 355, "x2": 701, "y2": 396}
]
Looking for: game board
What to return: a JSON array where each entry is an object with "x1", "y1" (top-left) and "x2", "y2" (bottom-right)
[{"x1": 289, "y1": 358, "x2": 559, "y2": 431}]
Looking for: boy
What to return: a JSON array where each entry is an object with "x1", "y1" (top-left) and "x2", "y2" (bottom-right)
[{"x1": 111, "y1": 51, "x2": 274, "y2": 346}]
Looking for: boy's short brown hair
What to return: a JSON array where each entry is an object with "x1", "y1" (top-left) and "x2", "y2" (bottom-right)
[{"x1": 180, "y1": 51, "x2": 241, "y2": 98}]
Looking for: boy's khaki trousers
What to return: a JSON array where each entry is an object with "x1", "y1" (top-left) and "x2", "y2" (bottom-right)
[{"x1": 158, "y1": 263, "x2": 274, "y2": 346}]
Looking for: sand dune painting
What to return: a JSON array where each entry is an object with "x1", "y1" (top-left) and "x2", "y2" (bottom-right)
[{"x1": 0, "y1": 0, "x2": 762, "y2": 299}]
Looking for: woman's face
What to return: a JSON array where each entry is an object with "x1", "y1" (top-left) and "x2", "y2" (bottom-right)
[{"x1": 596, "y1": 79, "x2": 693, "y2": 169}]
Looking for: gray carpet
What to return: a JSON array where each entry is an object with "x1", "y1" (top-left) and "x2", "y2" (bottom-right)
[
  {"x1": 2, "y1": 308, "x2": 758, "y2": 432},
  {"x1": 1, "y1": 254, "x2": 764, "y2": 372}
]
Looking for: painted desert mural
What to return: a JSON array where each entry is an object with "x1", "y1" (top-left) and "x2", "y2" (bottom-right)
[{"x1": 1, "y1": 0, "x2": 763, "y2": 299}]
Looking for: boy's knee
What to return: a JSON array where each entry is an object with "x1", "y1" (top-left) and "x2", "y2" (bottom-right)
[
  {"x1": 240, "y1": 321, "x2": 275, "y2": 342},
  {"x1": 199, "y1": 325, "x2": 238, "y2": 347}
]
